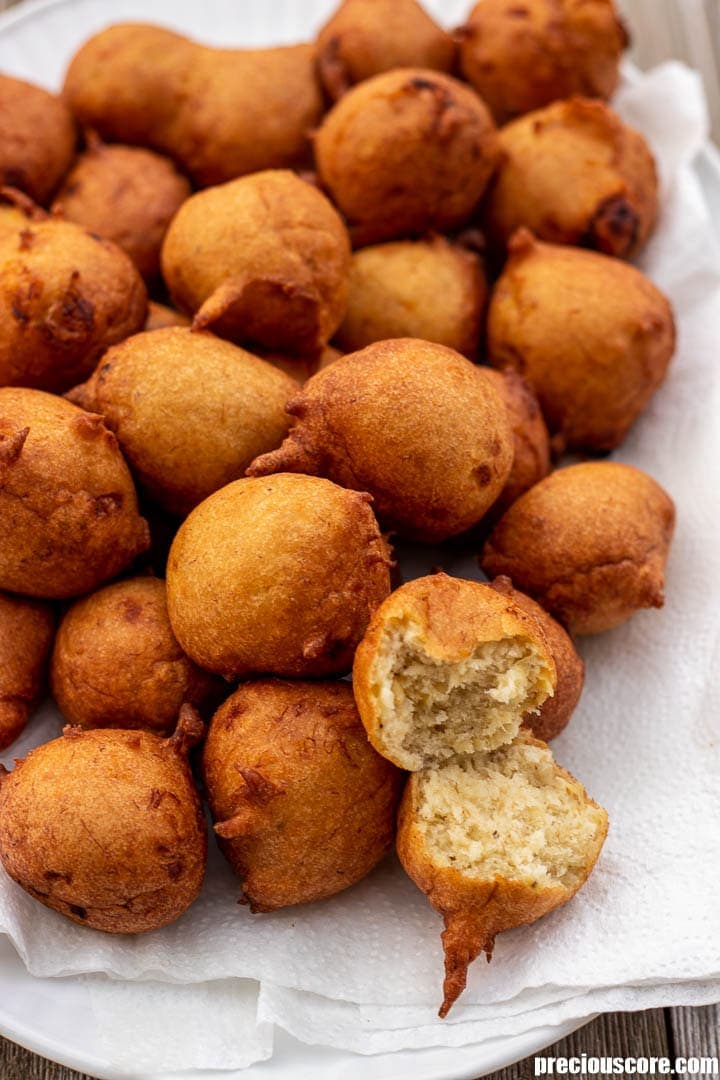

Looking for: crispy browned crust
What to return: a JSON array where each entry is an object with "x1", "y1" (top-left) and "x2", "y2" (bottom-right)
[
  {"x1": 0, "y1": 592, "x2": 55, "y2": 751},
  {"x1": 0, "y1": 74, "x2": 76, "y2": 204},
  {"x1": 314, "y1": 68, "x2": 499, "y2": 245},
  {"x1": 50, "y1": 577, "x2": 223, "y2": 735},
  {"x1": 203, "y1": 678, "x2": 404, "y2": 911},
  {"x1": 0, "y1": 718, "x2": 207, "y2": 933},
  {"x1": 482, "y1": 462, "x2": 675, "y2": 634},
  {"x1": 0, "y1": 204, "x2": 147, "y2": 393},
  {"x1": 480, "y1": 367, "x2": 551, "y2": 514},
  {"x1": 316, "y1": 0, "x2": 455, "y2": 101},
  {"x1": 63, "y1": 26, "x2": 322, "y2": 185},
  {"x1": 161, "y1": 170, "x2": 350, "y2": 357},
  {"x1": 0, "y1": 388, "x2": 150, "y2": 599},
  {"x1": 248, "y1": 339, "x2": 514, "y2": 542},
  {"x1": 487, "y1": 230, "x2": 675, "y2": 451},
  {"x1": 483, "y1": 97, "x2": 657, "y2": 258},
  {"x1": 397, "y1": 734, "x2": 608, "y2": 1015},
  {"x1": 52, "y1": 139, "x2": 190, "y2": 283},
  {"x1": 334, "y1": 236, "x2": 486, "y2": 360},
  {"x1": 352, "y1": 573, "x2": 557, "y2": 765},
  {"x1": 458, "y1": 0, "x2": 627, "y2": 125},
  {"x1": 74, "y1": 327, "x2": 298, "y2": 516},
  {"x1": 490, "y1": 576, "x2": 583, "y2": 740},
  {"x1": 166, "y1": 474, "x2": 392, "y2": 679}
]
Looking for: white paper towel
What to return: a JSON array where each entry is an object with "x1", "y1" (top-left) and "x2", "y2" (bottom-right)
[{"x1": 2, "y1": 60, "x2": 720, "y2": 1069}]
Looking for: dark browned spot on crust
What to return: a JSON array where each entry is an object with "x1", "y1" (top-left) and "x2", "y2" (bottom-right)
[
  {"x1": 122, "y1": 598, "x2": 143, "y2": 623},
  {"x1": 18, "y1": 229, "x2": 34, "y2": 251},
  {"x1": 69, "y1": 904, "x2": 87, "y2": 918},
  {"x1": 93, "y1": 492, "x2": 123, "y2": 516},
  {"x1": 237, "y1": 766, "x2": 280, "y2": 805},
  {"x1": 508, "y1": 6, "x2": 530, "y2": 15},
  {"x1": 166, "y1": 861, "x2": 184, "y2": 880},
  {"x1": 44, "y1": 869, "x2": 73, "y2": 884},
  {"x1": 584, "y1": 195, "x2": 639, "y2": 257},
  {"x1": 475, "y1": 464, "x2": 492, "y2": 485},
  {"x1": 409, "y1": 76, "x2": 438, "y2": 91}
]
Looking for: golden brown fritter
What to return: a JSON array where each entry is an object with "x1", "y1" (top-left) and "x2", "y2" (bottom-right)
[
  {"x1": 0, "y1": 592, "x2": 55, "y2": 751},
  {"x1": 483, "y1": 98, "x2": 658, "y2": 258},
  {"x1": 317, "y1": 0, "x2": 455, "y2": 101},
  {"x1": 63, "y1": 25, "x2": 322, "y2": 186},
  {"x1": 486, "y1": 231, "x2": 676, "y2": 451},
  {"x1": 352, "y1": 573, "x2": 556, "y2": 770},
  {"x1": 166, "y1": 474, "x2": 392, "y2": 679},
  {"x1": 51, "y1": 577, "x2": 222, "y2": 735},
  {"x1": 70, "y1": 327, "x2": 298, "y2": 516},
  {"x1": 144, "y1": 301, "x2": 189, "y2": 332},
  {"x1": 248, "y1": 339, "x2": 514, "y2": 542},
  {"x1": 458, "y1": 0, "x2": 627, "y2": 124},
  {"x1": 203, "y1": 679, "x2": 404, "y2": 911},
  {"x1": 482, "y1": 462, "x2": 676, "y2": 634},
  {"x1": 161, "y1": 170, "x2": 351, "y2": 357},
  {"x1": 0, "y1": 388, "x2": 149, "y2": 599},
  {"x1": 335, "y1": 236, "x2": 487, "y2": 359},
  {"x1": 314, "y1": 69, "x2": 499, "y2": 245},
  {"x1": 0, "y1": 709, "x2": 207, "y2": 933},
  {"x1": 52, "y1": 138, "x2": 190, "y2": 284},
  {"x1": 397, "y1": 732, "x2": 607, "y2": 1015},
  {"x1": 0, "y1": 197, "x2": 146, "y2": 392},
  {"x1": 480, "y1": 367, "x2": 551, "y2": 515},
  {"x1": 489, "y1": 576, "x2": 584, "y2": 741},
  {"x1": 0, "y1": 75, "x2": 76, "y2": 204}
]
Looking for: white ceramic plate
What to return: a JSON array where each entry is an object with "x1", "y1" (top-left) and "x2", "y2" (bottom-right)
[{"x1": 0, "y1": 1, "x2": 718, "y2": 1077}]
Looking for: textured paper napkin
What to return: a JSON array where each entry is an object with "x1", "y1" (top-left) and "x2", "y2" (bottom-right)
[{"x1": 1, "y1": 60, "x2": 719, "y2": 1068}]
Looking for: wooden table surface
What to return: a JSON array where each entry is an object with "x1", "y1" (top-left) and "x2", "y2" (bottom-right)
[{"x1": 0, "y1": 0, "x2": 718, "y2": 1077}]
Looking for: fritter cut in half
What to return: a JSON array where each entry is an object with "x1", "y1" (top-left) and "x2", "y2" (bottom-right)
[{"x1": 353, "y1": 573, "x2": 607, "y2": 1014}]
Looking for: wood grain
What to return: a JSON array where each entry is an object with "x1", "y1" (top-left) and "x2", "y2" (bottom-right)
[{"x1": 0, "y1": 0, "x2": 717, "y2": 1077}]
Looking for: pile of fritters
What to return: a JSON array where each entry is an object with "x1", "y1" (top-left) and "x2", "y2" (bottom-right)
[{"x1": 0, "y1": 0, "x2": 678, "y2": 1015}]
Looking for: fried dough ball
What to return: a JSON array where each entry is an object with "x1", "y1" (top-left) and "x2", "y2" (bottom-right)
[
  {"x1": 0, "y1": 593, "x2": 55, "y2": 751},
  {"x1": 480, "y1": 367, "x2": 550, "y2": 514},
  {"x1": 334, "y1": 237, "x2": 487, "y2": 359},
  {"x1": 0, "y1": 75, "x2": 76, "y2": 204},
  {"x1": 316, "y1": 0, "x2": 455, "y2": 101},
  {"x1": 70, "y1": 328, "x2": 297, "y2": 516},
  {"x1": 52, "y1": 139, "x2": 191, "y2": 284},
  {"x1": 353, "y1": 573, "x2": 556, "y2": 771},
  {"x1": 63, "y1": 25, "x2": 322, "y2": 186},
  {"x1": 490, "y1": 576, "x2": 584, "y2": 741},
  {"x1": 248, "y1": 340, "x2": 513, "y2": 542},
  {"x1": 0, "y1": 200, "x2": 146, "y2": 392},
  {"x1": 314, "y1": 69, "x2": 500, "y2": 245},
  {"x1": 144, "y1": 301, "x2": 189, "y2": 333},
  {"x1": 166, "y1": 474, "x2": 391, "y2": 679},
  {"x1": 482, "y1": 462, "x2": 675, "y2": 634},
  {"x1": 51, "y1": 577, "x2": 222, "y2": 735},
  {"x1": 0, "y1": 388, "x2": 149, "y2": 599},
  {"x1": 486, "y1": 231, "x2": 675, "y2": 451},
  {"x1": 161, "y1": 170, "x2": 350, "y2": 357},
  {"x1": 398, "y1": 731, "x2": 607, "y2": 1015},
  {"x1": 0, "y1": 709, "x2": 207, "y2": 933},
  {"x1": 458, "y1": 0, "x2": 627, "y2": 125},
  {"x1": 483, "y1": 98, "x2": 658, "y2": 258},
  {"x1": 203, "y1": 679, "x2": 404, "y2": 911}
]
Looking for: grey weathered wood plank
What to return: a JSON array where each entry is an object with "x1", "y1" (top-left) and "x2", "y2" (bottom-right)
[
  {"x1": 0, "y1": 1035, "x2": 93, "y2": 1079},
  {"x1": 671, "y1": 1005, "x2": 720, "y2": 1079},
  {"x1": 485, "y1": 1008, "x2": 671, "y2": 1080}
]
